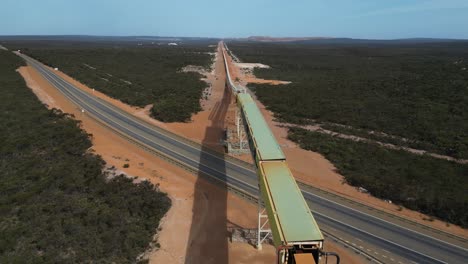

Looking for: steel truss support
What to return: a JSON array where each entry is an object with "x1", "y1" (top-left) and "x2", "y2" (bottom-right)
[
  {"x1": 236, "y1": 108, "x2": 247, "y2": 150},
  {"x1": 257, "y1": 195, "x2": 271, "y2": 250}
]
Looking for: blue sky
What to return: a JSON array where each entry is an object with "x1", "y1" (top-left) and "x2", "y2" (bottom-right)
[{"x1": 2, "y1": 0, "x2": 467, "y2": 39}]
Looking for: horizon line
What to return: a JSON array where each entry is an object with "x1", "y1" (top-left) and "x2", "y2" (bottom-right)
[{"x1": 1, "y1": 34, "x2": 468, "y2": 41}]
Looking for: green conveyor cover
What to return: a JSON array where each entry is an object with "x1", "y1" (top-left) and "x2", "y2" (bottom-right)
[
  {"x1": 237, "y1": 93, "x2": 285, "y2": 160},
  {"x1": 260, "y1": 161, "x2": 323, "y2": 244}
]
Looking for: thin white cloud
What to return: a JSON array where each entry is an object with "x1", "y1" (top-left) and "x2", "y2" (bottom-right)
[{"x1": 351, "y1": 0, "x2": 468, "y2": 18}]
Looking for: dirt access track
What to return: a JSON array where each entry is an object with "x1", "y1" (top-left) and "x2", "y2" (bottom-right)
[{"x1": 17, "y1": 45, "x2": 365, "y2": 263}]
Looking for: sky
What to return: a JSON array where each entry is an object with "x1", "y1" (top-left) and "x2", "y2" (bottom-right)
[{"x1": 1, "y1": 0, "x2": 468, "y2": 39}]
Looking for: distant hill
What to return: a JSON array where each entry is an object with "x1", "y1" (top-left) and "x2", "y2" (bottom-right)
[
  {"x1": 246, "y1": 36, "x2": 333, "y2": 42},
  {"x1": 237, "y1": 36, "x2": 468, "y2": 45},
  {"x1": 294, "y1": 37, "x2": 468, "y2": 44}
]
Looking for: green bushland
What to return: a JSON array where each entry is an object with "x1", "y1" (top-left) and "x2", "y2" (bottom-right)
[
  {"x1": 0, "y1": 50, "x2": 171, "y2": 263},
  {"x1": 22, "y1": 45, "x2": 213, "y2": 122},
  {"x1": 288, "y1": 127, "x2": 468, "y2": 227},
  {"x1": 228, "y1": 42, "x2": 468, "y2": 159}
]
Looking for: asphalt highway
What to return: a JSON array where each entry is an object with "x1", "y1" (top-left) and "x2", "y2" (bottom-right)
[{"x1": 19, "y1": 53, "x2": 468, "y2": 264}]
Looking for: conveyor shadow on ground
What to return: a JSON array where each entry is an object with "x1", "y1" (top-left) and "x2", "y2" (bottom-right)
[{"x1": 184, "y1": 80, "x2": 232, "y2": 263}]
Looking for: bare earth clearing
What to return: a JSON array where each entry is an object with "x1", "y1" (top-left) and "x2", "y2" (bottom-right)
[{"x1": 234, "y1": 62, "x2": 291, "y2": 85}]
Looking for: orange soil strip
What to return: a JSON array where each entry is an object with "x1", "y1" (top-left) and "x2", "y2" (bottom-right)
[
  {"x1": 222, "y1": 47, "x2": 468, "y2": 238},
  {"x1": 17, "y1": 67, "x2": 56, "y2": 107}
]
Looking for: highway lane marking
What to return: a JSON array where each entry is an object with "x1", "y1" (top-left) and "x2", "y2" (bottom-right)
[
  {"x1": 314, "y1": 211, "x2": 447, "y2": 264},
  {"x1": 299, "y1": 182, "x2": 468, "y2": 245},
  {"x1": 302, "y1": 188, "x2": 468, "y2": 253},
  {"x1": 306, "y1": 193, "x2": 462, "y2": 262},
  {"x1": 321, "y1": 230, "x2": 385, "y2": 263}
]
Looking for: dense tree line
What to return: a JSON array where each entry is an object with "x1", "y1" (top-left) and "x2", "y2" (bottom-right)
[
  {"x1": 0, "y1": 50, "x2": 171, "y2": 263},
  {"x1": 228, "y1": 42, "x2": 468, "y2": 159},
  {"x1": 20, "y1": 44, "x2": 213, "y2": 122},
  {"x1": 288, "y1": 127, "x2": 468, "y2": 227}
]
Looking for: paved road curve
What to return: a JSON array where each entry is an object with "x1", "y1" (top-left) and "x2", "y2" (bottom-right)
[{"x1": 19, "y1": 53, "x2": 468, "y2": 264}]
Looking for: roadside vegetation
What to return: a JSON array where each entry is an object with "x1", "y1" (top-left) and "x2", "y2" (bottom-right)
[
  {"x1": 0, "y1": 50, "x2": 171, "y2": 263},
  {"x1": 289, "y1": 127, "x2": 468, "y2": 227},
  {"x1": 19, "y1": 44, "x2": 213, "y2": 122},
  {"x1": 228, "y1": 42, "x2": 468, "y2": 159}
]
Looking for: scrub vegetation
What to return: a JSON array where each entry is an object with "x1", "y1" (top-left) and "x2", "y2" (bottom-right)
[
  {"x1": 289, "y1": 127, "x2": 468, "y2": 228},
  {"x1": 229, "y1": 41, "x2": 468, "y2": 159},
  {"x1": 19, "y1": 43, "x2": 214, "y2": 122},
  {"x1": 228, "y1": 41, "x2": 468, "y2": 227},
  {"x1": 0, "y1": 50, "x2": 171, "y2": 263}
]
